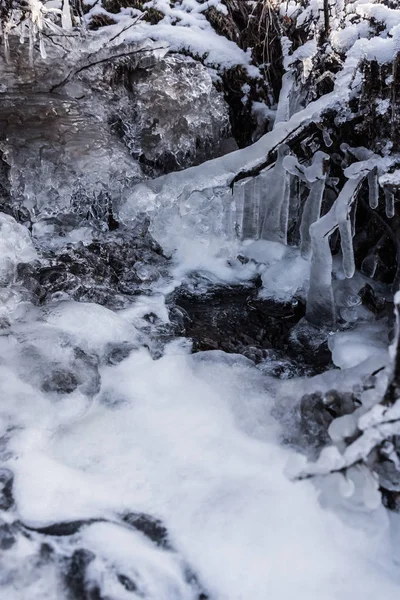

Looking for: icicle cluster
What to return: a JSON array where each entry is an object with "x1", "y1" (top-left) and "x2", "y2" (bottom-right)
[
  {"x1": 283, "y1": 150, "x2": 329, "y2": 259},
  {"x1": 233, "y1": 145, "x2": 399, "y2": 327},
  {"x1": 1, "y1": 0, "x2": 72, "y2": 63}
]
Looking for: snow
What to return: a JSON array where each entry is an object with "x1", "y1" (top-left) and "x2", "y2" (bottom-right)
[
  {"x1": 8, "y1": 343, "x2": 400, "y2": 599},
  {"x1": 131, "y1": 21, "x2": 260, "y2": 74},
  {"x1": 83, "y1": 0, "x2": 260, "y2": 76},
  {"x1": 43, "y1": 300, "x2": 142, "y2": 354},
  {"x1": 328, "y1": 322, "x2": 389, "y2": 369}
]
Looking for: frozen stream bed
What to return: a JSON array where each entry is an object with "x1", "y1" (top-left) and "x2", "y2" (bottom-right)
[
  {"x1": 0, "y1": 14, "x2": 400, "y2": 599},
  {"x1": 0, "y1": 220, "x2": 399, "y2": 600}
]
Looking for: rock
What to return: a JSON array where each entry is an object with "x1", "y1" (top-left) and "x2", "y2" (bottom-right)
[
  {"x1": 374, "y1": 438, "x2": 400, "y2": 494},
  {"x1": 14, "y1": 333, "x2": 101, "y2": 399},
  {"x1": 298, "y1": 392, "x2": 334, "y2": 452},
  {"x1": 63, "y1": 549, "x2": 98, "y2": 600},
  {"x1": 121, "y1": 54, "x2": 233, "y2": 175},
  {"x1": 122, "y1": 512, "x2": 170, "y2": 548},
  {"x1": 358, "y1": 283, "x2": 386, "y2": 315},
  {"x1": 168, "y1": 282, "x2": 326, "y2": 376},
  {"x1": 41, "y1": 369, "x2": 79, "y2": 394},
  {"x1": 296, "y1": 389, "x2": 360, "y2": 456},
  {"x1": 0, "y1": 522, "x2": 16, "y2": 550},
  {"x1": 104, "y1": 342, "x2": 137, "y2": 366},
  {"x1": 117, "y1": 573, "x2": 138, "y2": 592},
  {"x1": 31, "y1": 223, "x2": 169, "y2": 309},
  {"x1": 25, "y1": 520, "x2": 99, "y2": 537},
  {"x1": 0, "y1": 468, "x2": 14, "y2": 511}
]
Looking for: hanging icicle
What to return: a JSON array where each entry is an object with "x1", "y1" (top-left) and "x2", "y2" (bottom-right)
[
  {"x1": 368, "y1": 166, "x2": 379, "y2": 209},
  {"x1": 385, "y1": 188, "x2": 395, "y2": 218},
  {"x1": 338, "y1": 218, "x2": 355, "y2": 278},
  {"x1": 260, "y1": 145, "x2": 291, "y2": 244},
  {"x1": 62, "y1": 0, "x2": 73, "y2": 30},
  {"x1": 283, "y1": 151, "x2": 329, "y2": 258},
  {"x1": 1, "y1": 0, "x2": 64, "y2": 63},
  {"x1": 306, "y1": 176, "x2": 364, "y2": 326}
]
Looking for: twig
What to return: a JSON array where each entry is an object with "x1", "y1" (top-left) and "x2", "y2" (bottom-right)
[{"x1": 50, "y1": 44, "x2": 165, "y2": 92}]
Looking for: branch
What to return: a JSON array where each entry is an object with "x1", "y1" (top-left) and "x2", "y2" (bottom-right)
[{"x1": 50, "y1": 44, "x2": 166, "y2": 93}]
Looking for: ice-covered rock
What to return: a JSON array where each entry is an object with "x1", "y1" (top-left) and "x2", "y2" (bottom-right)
[
  {"x1": 0, "y1": 213, "x2": 37, "y2": 285},
  {"x1": 123, "y1": 54, "x2": 232, "y2": 175},
  {"x1": 0, "y1": 34, "x2": 232, "y2": 226}
]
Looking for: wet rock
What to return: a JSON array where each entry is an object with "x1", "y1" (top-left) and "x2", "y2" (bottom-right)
[
  {"x1": 374, "y1": 438, "x2": 400, "y2": 495},
  {"x1": 32, "y1": 223, "x2": 169, "y2": 309},
  {"x1": 26, "y1": 520, "x2": 100, "y2": 537},
  {"x1": 323, "y1": 389, "x2": 361, "y2": 419},
  {"x1": 298, "y1": 392, "x2": 334, "y2": 451},
  {"x1": 117, "y1": 573, "x2": 138, "y2": 592},
  {"x1": 119, "y1": 54, "x2": 232, "y2": 176},
  {"x1": 296, "y1": 389, "x2": 360, "y2": 456},
  {"x1": 15, "y1": 336, "x2": 101, "y2": 399},
  {"x1": 0, "y1": 468, "x2": 14, "y2": 511},
  {"x1": 104, "y1": 342, "x2": 137, "y2": 366},
  {"x1": 63, "y1": 549, "x2": 97, "y2": 600},
  {"x1": 287, "y1": 319, "x2": 333, "y2": 372},
  {"x1": 168, "y1": 283, "x2": 327, "y2": 376},
  {"x1": 41, "y1": 369, "x2": 79, "y2": 394},
  {"x1": 0, "y1": 522, "x2": 16, "y2": 550},
  {"x1": 358, "y1": 283, "x2": 386, "y2": 315},
  {"x1": 39, "y1": 542, "x2": 56, "y2": 562},
  {"x1": 122, "y1": 512, "x2": 169, "y2": 548}
]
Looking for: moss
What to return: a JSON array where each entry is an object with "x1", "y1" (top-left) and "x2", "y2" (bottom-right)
[
  {"x1": 218, "y1": 65, "x2": 269, "y2": 148},
  {"x1": 88, "y1": 13, "x2": 117, "y2": 29},
  {"x1": 101, "y1": 0, "x2": 163, "y2": 22},
  {"x1": 206, "y1": 1, "x2": 284, "y2": 103}
]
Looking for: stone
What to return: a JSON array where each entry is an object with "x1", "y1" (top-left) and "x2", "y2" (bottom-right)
[
  {"x1": 0, "y1": 468, "x2": 14, "y2": 511},
  {"x1": 122, "y1": 512, "x2": 169, "y2": 548},
  {"x1": 120, "y1": 54, "x2": 232, "y2": 176},
  {"x1": 0, "y1": 522, "x2": 16, "y2": 550}
]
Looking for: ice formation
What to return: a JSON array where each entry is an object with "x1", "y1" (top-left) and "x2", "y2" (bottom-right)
[{"x1": 0, "y1": 0, "x2": 399, "y2": 598}]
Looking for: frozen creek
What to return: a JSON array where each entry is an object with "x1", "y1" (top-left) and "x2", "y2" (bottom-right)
[{"x1": 1, "y1": 24, "x2": 400, "y2": 600}]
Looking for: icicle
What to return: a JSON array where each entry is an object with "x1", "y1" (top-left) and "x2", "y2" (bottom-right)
[
  {"x1": 307, "y1": 217, "x2": 336, "y2": 327},
  {"x1": 338, "y1": 218, "x2": 355, "y2": 278},
  {"x1": 350, "y1": 199, "x2": 357, "y2": 237},
  {"x1": 300, "y1": 178, "x2": 325, "y2": 258},
  {"x1": 19, "y1": 22, "x2": 25, "y2": 44},
  {"x1": 368, "y1": 166, "x2": 379, "y2": 209},
  {"x1": 299, "y1": 152, "x2": 329, "y2": 258},
  {"x1": 322, "y1": 129, "x2": 333, "y2": 148},
  {"x1": 274, "y1": 71, "x2": 295, "y2": 126},
  {"x1": 260, "y1": 145, "x2": 291, "y2": 244},
  {"x1": 62, "y1": 0, "x2": 73, "y2": 30},
  {"x1": 385, "y1": 188, "x2": 395, "y2": 218},
  {"x1": 3, "y1": 33, "x2": 10, "y2": 63},
  {"x1": 28, "y1": 20, "x2": 35, "y2": 66},
  {"x1": 39, "y1": 34, "x2": 47, "y2": 59},
  {"x1": 306, "y1": 177, "x2": 363, "y2": 326},
  {"x1": 233, "y1": 181, "x2": 245, "y2": 239},
  {"x1": 361, "y1": 253, "x2": 378, "y2": 278},
  {"x1": 242, "y1": 177, "x2": 260, "y2": 239},
  {"x1": 3, "y1": 11, "x2": 15, "y2": 63}
]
